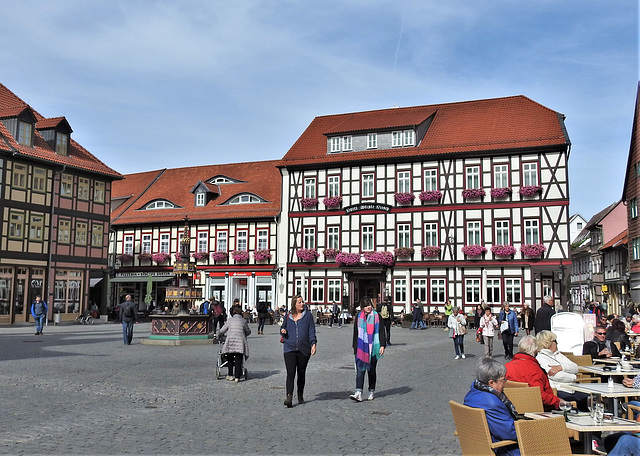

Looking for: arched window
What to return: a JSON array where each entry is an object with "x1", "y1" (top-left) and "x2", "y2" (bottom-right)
[
  {"x1": 144, "y1": 200, "x2": 176, "y2": 210},
  {"x1": 225, "y1": 194, "x2": 265, "y2": 205}
]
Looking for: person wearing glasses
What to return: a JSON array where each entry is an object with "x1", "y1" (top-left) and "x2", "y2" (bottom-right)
[
  {"x1": 464, "y1": 358, "x2": 520, "y2": 456},
  {"x1": 583, "y1": 327, "x2": 620, "y2": 359}
]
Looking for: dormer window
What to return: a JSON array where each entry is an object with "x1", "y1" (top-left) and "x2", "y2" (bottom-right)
[
  {"x1": 392, "y1": 130, "x2": 415, "y2": 147},
  {"x1": 56, "y1": 133, "x2": 68, "y2": 155},
  {"x1": 209, "y1": 175, "x2": 241, "y2": 184},
  {"x1": 144, "y1": 200, "x2": 176, "y2": 210},
  {"x1": 330, "y1": 137, "x2": 341, "y2": 153},
  {"x1": 225, "y1": 193, "x2": 265, "y2": 205},
  {"x1": 367, "y1": 133, "x2": 377, "y2": 149},
  {"x1": 18, "y1": 121, "x2": 33, "y2": 146},
  {"x1": 195, "y1": 192, "x2": 206, "y2": 207},
  {"x1": 342, "y1": 136, "x2": 352, "y2": 151}
]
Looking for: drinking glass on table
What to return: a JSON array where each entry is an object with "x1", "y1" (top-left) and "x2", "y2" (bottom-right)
[
  {"x1": 594, "y1": 402, "x2": 605, "y2": 423},
  {"x1": 587, "y1": 395, "x2": 595, "y2": 419},
  {"x1": 559, "y1": 400, "x2": 572, "y2": 422}
]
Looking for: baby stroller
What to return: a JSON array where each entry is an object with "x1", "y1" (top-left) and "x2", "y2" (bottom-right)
[{"x1": 215, "y1": 334, "x2": 248, "y2": 380}]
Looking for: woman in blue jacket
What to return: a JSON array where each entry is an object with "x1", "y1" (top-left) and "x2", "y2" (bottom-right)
[
  {"x1": 498, "y1": 302, "x2": 519, "y2": 360},
  {"x1": 280, "y1": 295, "x2": 317, "y2": 408}
]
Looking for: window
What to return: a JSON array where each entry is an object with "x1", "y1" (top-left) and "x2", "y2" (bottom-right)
[
  {"x1": 404, "y1": 130, "x2": 415, "y2": 146},
  {"x1": 328, "y1": 279, "x2": 341, "y2": 303},
  {"x1": 631, "y1": 199, "x2": 638, "y2": 219},
  {"x1": 257, "y1": 229, "x2": 268, "y2": 250},
  {"x1": 303, "y1": 227, "x2": 316, "y2": 249},
  {"x1": 342, "y1": 136, "x2": 352, "y2": 151},
  {"x1": 160, "y1": 233, "x2": 171, "y2": 253},
  {"x1": 431, "y1": 278, "x2": 446, "y2": 304},
  {"x1": 394, "y1": 278, "x2": 407, "y2": 303},
  {"x1": 91, "y1": 224, "x2": 103, "y2": 247},
  {"x1": 236, "y1": 230, "x2": 248, "y2": 251},
  {"x1": 12, "y1": 163, "x2": 27, "y2": 189},
  {"x1": 94, "y1": 181, "x2": 105, "y2": 203},
  {"x1": 311, "y1": 279, "x2": 324, "y2": 303},
  {"x1": 198, "y1": 231, "x2": 208, "y2": 253},
  {"x1": 217, "y1": 231, "x2": 228, "y2": 252},
  {"x1": 195, "y1": 192, "x2": 205, "y2": 207},
  {"x1": 505, "y1": 278, "x2": 521, "y2": 304},
  {"x1": 78, "y1": 178, "x2": 90, "y2": 201},
  {"x1": 486, "y1": 278, "x2": 501, "y2": 305},
  {"x1": 75, "y1": 222, "x2": 87, "y2": 246},
  {"x1": 17, "y1": 121, "x2": 32, "y2": 146},
  {"x1": 397, "y1": 223, "x2": 411, "y2": 248},
  {"x1": 362, "y1": 173, "x2": 375, "y2": 198},
  {"x1": 523, "y1": 162, "x2": 539, "y2": 186},
  {"x1": 304, "y1": 177, "x2": 316, "y2": 199},
  {"x1": 397, "y1": 171, "x2": 411, "y2": 193},
  {"x1": 412, "y1": 279, "x2": 427, "y2": 302},
  {"x1": 493, "y1": 164, "x2": 509, "y2": 188},
  {"x1": 392, "y1": 130, "x2": 415, "y2": 146},
  {"x1": 55, "y1": 133, "x2": 68, "y2": 155},
  {"x1": 633, "y1": 238, "x2": 640, "y2": 260},
  {"x1": 145, "y1": 200, "x2": 175, "y2": 209},
  {"x1": 227, "y1": 194, "x2": 263, "y2": 204},
  {"x1": 29, "y1": 213, "x2": 43, "y2": 241},
  {"x1": 327, "y1": 175, "x2": 340, "y2": 198},
  {"x1": 33, "y1": 167, "x2": 46, "y2": 193},
  {"x1": 362, "y1": 225, "x2": 374, "y2": 251},
  {"x1": 54, "y1": 269, "x2": 82, "y2": 314},
  {"x1": 9, "y1": 211, "x2": 24, "y2": 239},
  {"x1": 495, "y1": 220, "x2": 510, "y2": 245},
  {"x1": 467, "y1": 221, "x2": 482, "y2": 245},
  {"x1": 327, "y1": 226, "x2": 340, "y2": 249},
  {"x1": 466, "y1": 278, "x2": 481, "y2": 304},
  {"x1": 367, "y1": 133, "x2": 377, "y2": 149},
  {"x1": 123, "y1": 235, "x2": 134, "y2": 255},
  {"x1": 524, "y1": 219, "x2": 540, "y2": 244},
  {"x1": 424, "y1": 169, "x2": 438, "y2": 192},
  {"x1": 330, "y1": 137, "x2": 341, "y2": 153},
  {"x1": 58, "y1": 219, "x2": 71, "y2": 243},
  {"x1": 60, "y1": 173, "x2": 73, "y2": 197},
  {"x1": 577, "y1": 222, "x2": 583, "y2": 230},
  {"x1": 424, "y1": 223, "x2": 438, "y2": 246},
  {"x1": 141, "y1": 234, "x2": 152, "y2": 253},
  {"x1": 466, "y1": 166, "x2": 481, "y2": 189},
  {"x1": 392, "y1": 131, "x2": 402, "y2": 147}
]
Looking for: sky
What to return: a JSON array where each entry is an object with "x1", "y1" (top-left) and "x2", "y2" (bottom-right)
[{"x1": 1, "y1": 0, "x2": 638, "y2": 220}]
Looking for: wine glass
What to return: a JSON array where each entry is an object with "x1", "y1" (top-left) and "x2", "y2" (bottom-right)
[
  {"x1": 587, "y1": 395, "x2": 594, "y2": 418},
  {"x1": 559, "y1": 400, "x2": 572, "y2": 422}
]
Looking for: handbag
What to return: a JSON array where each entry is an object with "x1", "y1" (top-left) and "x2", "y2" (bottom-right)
[
  {"x1": 458, "y1": 324, "x2": 468, "y2": 336},
  {"x1": 500, "y1": 320, "x2": 509, "y2": 333},
  {"x1": 280, "y1": 312, "x2": 289, "y2": 343}
]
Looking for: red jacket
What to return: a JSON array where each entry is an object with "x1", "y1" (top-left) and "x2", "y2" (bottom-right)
[{"x1": 505, "y1": 352, "x2": 560, "y2": 410}]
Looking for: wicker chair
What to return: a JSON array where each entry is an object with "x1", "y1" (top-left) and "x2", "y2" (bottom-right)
[
  {"x1": 565, "y1": 354, "x2": 592, "y2": 366},
  {"x1": 449, "y1": 400, "x2": 517, "y2": 456},
  {"x1": 505, "y1": 379, "x2": 529, "y2": 388},
  {"x1": 503, "y1": 386, "x2": 544, "y2": 413},
  {"x1": 627, "y1": 403, "x2": 640, "y2": 421},
  {"x1": 514, "y1": 415, "x2": 572, "y2": 455}
]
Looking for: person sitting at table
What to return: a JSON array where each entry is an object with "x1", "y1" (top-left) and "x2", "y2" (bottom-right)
[
  {"x1": 583, "y1": 326, "x2": 620, "y2": 359},
  {"x1": 605, "y1": 433, "x2": 640, "y2": 456},
  {"x1": 505, "y1": 335, "x2": 561, "y2": 411},
  {"x1": 431, "y1": 306, "x2": 440, "y2": 315},
  {"x1": 606, "y1": 319, "x2": 632, "y2": 352},
  {"x1": 464, "y1": 358, "x2": 520, "y2": 456},
  {"x1": 631, "y1": 314, "x2": 640, "y2": 334},
  {"x1": 535, "y1": 330, "x2": 589, "y2": 411}
]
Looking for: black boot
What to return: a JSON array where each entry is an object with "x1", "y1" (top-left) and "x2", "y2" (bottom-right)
[
  {"x1": 298, "y1": 394, "x2": 305, "y2": 404},
  {"x1": 284, "y1": 394, "x2": 293, "y2": 408}
]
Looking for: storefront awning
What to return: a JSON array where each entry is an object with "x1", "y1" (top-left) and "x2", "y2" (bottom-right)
[
  {"x1": 89, "y1": 278, "x2": 103, "y2": 287},
  {"x1": 111, "y1": 276, "x2": 173, "y2": 283}
]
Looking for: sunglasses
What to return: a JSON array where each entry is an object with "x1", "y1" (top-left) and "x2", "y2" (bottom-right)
[{"x1": 596, "y1": 332, "x2": 606, "y2": 335}]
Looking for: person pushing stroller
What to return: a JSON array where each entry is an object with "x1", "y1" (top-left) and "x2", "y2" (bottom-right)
[{"x1": 217, "y1": 305, "x2": 251, "y2": 382}]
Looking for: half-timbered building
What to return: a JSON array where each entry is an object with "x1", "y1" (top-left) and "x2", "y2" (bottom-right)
[
  {"x1": 277, "y1": 95, "x2": 571, "y2": 315},
  {"x1": 623, "y1": 83, "x2": 640, "y2": 303},
  {"x1": 110, "y1": 162, "x2": 281, "y2": 313},
  {"x1": 0, "y1": 83, "x2": 121, "y2": 324}
]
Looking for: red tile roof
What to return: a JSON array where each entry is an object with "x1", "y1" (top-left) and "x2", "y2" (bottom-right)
[
  {"x1": 281, "y1": 95, "x2": 569, "y2": 166},
  {"x1": 111, "y1": 160, "x2": 282, "y2": 226},
  {"x1": 601, "y1": 229, "x2": 628, "y2": 250},
  {"x1": 0, "y1": 83, "x2": 121, "y2": 178}
]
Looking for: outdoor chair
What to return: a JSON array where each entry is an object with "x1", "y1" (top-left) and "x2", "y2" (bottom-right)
[
  {"x1": 503, "y1": 386, "x2": 544, "y2": 413},
  {"x1": 565, "y1": 354, "x2": 593, "y2": 366},
  {"x1": 514, "y1": 415, "x2": 572, "y2": 456},
  {"x1": 505, "y1": 380, "x2": 529, "y2": 388},
  {"x1": 449, "y1": 400, "x2": 517, "y2": 456}
]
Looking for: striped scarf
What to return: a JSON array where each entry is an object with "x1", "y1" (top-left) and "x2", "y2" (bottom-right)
[{"x1": 355, "y1": 310, "x2": 381, "y2": 371}]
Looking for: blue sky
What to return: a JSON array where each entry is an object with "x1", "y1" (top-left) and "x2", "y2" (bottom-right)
[{"x1": 1, "y1": 1, "x2": 637, "y2": 220}]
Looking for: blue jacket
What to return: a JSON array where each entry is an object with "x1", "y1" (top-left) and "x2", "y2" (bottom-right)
[
  {"x1": 463, "y1": 382, "x2": 520, "y2": 456},
  {"x1": 31, "y1": 300, "x2": 48, "y2": 317},
  {"x1": 499, "y1": 309, "x2": 519, "y2": 334},
  {"x1": 280, "y1": 310, "x2": 317, "y2": 357}
]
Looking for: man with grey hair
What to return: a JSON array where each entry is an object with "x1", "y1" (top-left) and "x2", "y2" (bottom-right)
[
  {"x1": 534, "y1": 296, "x2": 555, "y2": 334},
  {"x1": 505, "y1": 335, "x2": 560, "y2": 411},
  {"x1": 464, "y1": 358, "x2": 520, "y2": 456}
]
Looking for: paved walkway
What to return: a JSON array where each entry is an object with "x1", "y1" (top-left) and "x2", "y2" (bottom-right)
[{"x1": 0, "y1": 320, "x2": 498, "y2": 455}]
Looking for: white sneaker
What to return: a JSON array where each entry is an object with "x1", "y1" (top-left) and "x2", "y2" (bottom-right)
[
  {"x1": 367, "y1": 391, "x2": 375, "y2": 401},
  {"x1": 226, "y1": 375, "x2": 234, "y2": 381},
  {"x1": 461, "y1": 354, "x2": 466, "y2": 359},
  {"x1": 454, "y1": 355, "x2": 460, "y2": 360},
  {"x1": 349, "y1": 391, "x2": 363, "y2": 402}
]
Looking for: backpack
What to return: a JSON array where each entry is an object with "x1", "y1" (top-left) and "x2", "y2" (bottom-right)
[
  {"x1": 123, "y1": 304, "x2": 133, "y2": 318},
  {"x1": 379, "y1": 304, "x2": 389, "y2": 320}
]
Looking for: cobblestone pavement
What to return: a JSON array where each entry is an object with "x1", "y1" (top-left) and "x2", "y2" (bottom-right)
[{"x1": 0, "y1": 320, "x2": 502, "y2": 455}]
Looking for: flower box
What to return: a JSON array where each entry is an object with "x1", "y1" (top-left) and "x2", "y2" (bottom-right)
[
  {"x1": 138, "y1": 252, "x2": 153, "y2": 262},
  {"x1": 394, "y1": 192, "x2": 415, "y2": 205},
  {"x1": 421, "y1": 245, "x2": 442, "y2": 258},
  {"x1": 490, "y1": 187, "x2": 512, "y2": 199},
  {"x1": 211, "y1": 251, "x2": 229, "y2": 262},
  {"x1": 253, "y1": 249, "x2": 272, "y2": 262},
  {"x1": 296, "y1": 248, "x2": 319, "y2": 262},
  {"x1": 323, "y1": 196, "x2": 343, "y2": 208},
  {"x1": 301, "y1": 197, "x2": 318, "y2": 208},
  {"x1": 323, "y1": 248, "x2": 340, "y2": 259},
  {"x1": 191, "y1": 251, "x2": 209, "y2": 261},
  {"x1": 490, "y1": 245, "x2": 516, "y2": 257},
  {"x1": 419, "y1": 190, "x2": 442, "y2": 202},
  {"x1": 520, "y1": 243, "x2": 546, "y2": 257},
  {"x1": 152, "y1": 252, "x2": 170, "y2": 263},
  {"x1": 462, "y1": 188, "x2": 486, "y2": 199},
  {"x1": 363, "y1": 251, "x2": 395, "y2": 266},
  {"x1": 461, "y1": 244, "x2": 487, "y2": 257},
  {"x1": 335, "y1": 252, "x2": 361, "y2": 266},
  {"x1": 231, "y1": 250, "x2": 250, "y2": 262},
  {"x1": 519, "y1": 185, "x2": 542, "y2": 197},
  {"x1": 394, "y1": 247, "x2": 415, "y2": 258},
  {"x1": 117, "y1": 253, "x2": 133, "y2": 263}
]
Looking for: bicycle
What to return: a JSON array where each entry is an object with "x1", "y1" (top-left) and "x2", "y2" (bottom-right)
[{"x1": 74, "y1": 312, "x2": 94, "y2": 325}]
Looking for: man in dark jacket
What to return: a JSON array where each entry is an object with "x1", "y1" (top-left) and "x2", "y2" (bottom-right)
[
  {"x1": 583, "y1": 327, "x2": 620, "y2": 358},
  {"x1": 119, "y1": 295, "x2": 138, "y2": 345},
  {"x1": 377, "y1": 299, "x2": 394, "y2": 345},
  {"x1": 534, "y1": 296, "x2": 555, "y2": 334}
]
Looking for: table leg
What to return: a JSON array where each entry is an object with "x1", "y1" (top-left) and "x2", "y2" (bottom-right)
[{"x1": 583, "y1": 430, "x2": 593, "y2": 454}]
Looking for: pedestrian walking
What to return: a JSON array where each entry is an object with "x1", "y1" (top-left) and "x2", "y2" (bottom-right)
[
  {"x1": 256, "y1": 300, "x2": 268, "y2": 335},
  {"x1": 119, "y1": 294, "x2": 138, "y2": 345},
  {"x1": 534, "y1": 296, "x2": 555, "y2": 334},
  {"x1": 218, "y1": 305, "x2": 251, "y2": 382},
  {"x1": 211, "y1": 300, "x2": 226, "y2": 337},
  {"x1": 377, "y1": 298, "x2": 393, "y2": 345},
  {"x1": 329, "y1": 301, "x2": 342, "y2": 328},
  {"x1": 280, "y1": 295, "x2": 317, "y2": 408},
  {"x1": 521, "y1": 302, "x2": 535, "y2": 335},
  {"x1": 479, "y1": 307, "x2": 499, "y2": 358},
  {"x1": 350, "y1": 297, "x2": 385, "y2": 402},
  {"x1": 498, "y1": 302, "x2": 519, "y2": 360},
  {"x1": 30, "y1": 295, "x2": 48, "y2": 336},
  {"x1": 448, "y1": 306, "x2": 467, "y2": 359},
  {"x1": 410, "y1": 298, "x2": 426, "y2": 329}
]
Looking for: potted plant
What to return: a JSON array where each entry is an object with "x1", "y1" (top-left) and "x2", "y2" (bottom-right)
[
  {"x1": 462, "y1": 188, "x2": 486, "y2": 199},
  {"x1": 301, "y1": 197, "x2": 318, "y2": 208},
  {"x1": 117, "y1": 253, "x2": 133, "y2": 264},
  {"x1": 419, "y1": 190, "x2": 442, "y2": 203},
  {"x1": 490, "y1": 187, "x2": 512, "y2": 199},
  {"x1": 152, "y1": 252, "x2": 170, "y2": 264},
  {"x1": 421, "y1": 245, "x2": 442, "y2": 258},
  {"x1": 394, "y1": 192, "x2": 415, "y2": 205},
  {"x1": 191, "y1": 251, "x2": 209, "y2": 261},
  {"x1": 461, "y1": 244, "x2": 487, "y2": 257},
  {"x1": 520, "y1": 243, "x2": 546, "y2": 257},
  {"x1": 363, "y1": 251, "x2": 395, "y2": 266},
  {"x1": 231, "y1": 250, "x2": 250, "y2": 262},
  {"x1": 253, "y1": 249, "x2": 272, "y2": 262},
  {"x1": 138, "y1": 252, "x2": 153, "y2": 262},
  {"x1": 394, "y1": 247, "x2": 415, "y2": 258},
  {"x1": 323, "y1": 248, "x2": 340, "y2": 259},
  {"x1": 296, "y1": 248, "x2": 319, "y2": 262},
  {"x1": 519, "y1": 185, "x2": 542, "y2": 197},
  {"x1": 323, "y1": 196, "x2": 343, "y2": 209},
  {"x1": 490, "y1": 245, "x2": 516, "y2": 257},
  {"x1": 211, "y1": 251, "x2": 229, "y2": 262},
  {"x1": 335, "y1": 252, "x2": 361, "y2": 266}
]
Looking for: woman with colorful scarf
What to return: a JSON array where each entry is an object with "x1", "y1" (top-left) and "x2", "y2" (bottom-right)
[{"x1": 350, "y1": 297, "x2": 386, "y2": 402}]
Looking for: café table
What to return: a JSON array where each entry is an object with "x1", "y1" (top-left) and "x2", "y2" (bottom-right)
[
  {"x1": 579, "y1": 365, "x2": 640, "y2": 377},
  {"x1": 567, "y1": 382, "x2": 640, "y2": 416},
  {"x1": 593, "y1": 357, "x2": 640, "y2": 366},
  {"x1": 525, "y1": 411, "x2": 640, "y2": 454}
]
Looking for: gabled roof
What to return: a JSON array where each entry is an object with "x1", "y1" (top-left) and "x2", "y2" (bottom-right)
[
  {"x1": 111, "y1": 160, "x2": 282, "y2": 226},
  {"x1": 601, "y1": 229, "x2": 628, "y2": 250},
  {"x1": 0, "y1": 83, "x2": 121, "y2": 178},
  {"x1": 281, "y1": 95, "x2": 570, "y2": 167},
  {"x1": 36, "y1": 116, "x2": 73, "y2": 133}
]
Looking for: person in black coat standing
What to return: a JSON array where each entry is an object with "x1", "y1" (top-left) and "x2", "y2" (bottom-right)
[
  {"x1": 534, "y1": 296, "x2": 555, "y2": 334},
  {"x1": 119, "y1": 294, "x2": 138, "y2": 345},
  {"x1": 376, "y1": 299, "x2": 394, "y2": 345}
]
